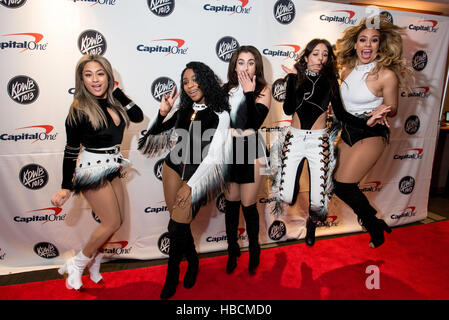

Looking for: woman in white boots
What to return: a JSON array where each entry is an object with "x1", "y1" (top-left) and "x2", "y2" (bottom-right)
[{"x1": 51, "y1": 54, "x2": 143, "y2": 290}]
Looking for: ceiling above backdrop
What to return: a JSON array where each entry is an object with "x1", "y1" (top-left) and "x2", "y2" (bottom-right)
[{"x1": 316, "y1": 0, "x2": 449, "y2": 16}]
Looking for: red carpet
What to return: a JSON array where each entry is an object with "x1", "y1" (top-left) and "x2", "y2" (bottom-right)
[{"x1": 2, "y1": 221, "x2": 449, "y2": 300}]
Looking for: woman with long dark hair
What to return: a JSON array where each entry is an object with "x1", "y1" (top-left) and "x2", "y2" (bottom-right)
[
  {"x1": 277, "y1": 39, "x2": 387, "y2": 246},
  {"x1": 139, "y1": 61, "x2": 231, "y2": 299},
  {"x1": 222, "y1": 45, "x2": 271, "y2": 275},
  {"x1": 333, "y1": 16, "x2": 413, "y2": 248},
  {"x1": 51, "y1": 54, "x2": 143, "y2": 290}
]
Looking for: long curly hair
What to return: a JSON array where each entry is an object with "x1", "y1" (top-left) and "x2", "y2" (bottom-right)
[
  {"x1": 289, "y1": 38, "x2": 340, "y2": 95},
  {"x1": 179, "y1": 61, "x2": 229, "y2": 113},
  {"x1": 68, "y1": 54, "x2": 129, "y2": 130},
  {"x1": 336, "y1": 15, "x2": 413, "y2": 90},
  {"x1": 223, "y1": 45, "x2": 268, "y2": 97}
]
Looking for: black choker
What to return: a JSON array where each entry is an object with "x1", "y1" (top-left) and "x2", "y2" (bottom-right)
[{"x1": 305, "y1": 69, "x2": 319, "y2": 76}]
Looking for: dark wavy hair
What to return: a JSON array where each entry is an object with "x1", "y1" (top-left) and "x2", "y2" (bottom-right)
[
  {"x1": 179, "y1": 61, "x2": 229, "y2": 113},
  {"x1": 223, "y1": 45, "x2": 268, "y2": 97},
  {"x1": 289, "y1": 38, "x2": 339, "y2": 95}
]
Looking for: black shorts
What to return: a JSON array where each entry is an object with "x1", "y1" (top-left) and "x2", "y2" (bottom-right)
[
  {"x1": 340, "y1": 117, "x2": 389, "y2": 147},
  {"x1": 229, "y1": 133, "x2": 266, "y2": 184}
]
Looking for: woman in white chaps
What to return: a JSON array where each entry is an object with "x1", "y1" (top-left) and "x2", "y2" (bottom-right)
[{"x1": 278, "y1": 39, "x2": 385, "y2": 246}]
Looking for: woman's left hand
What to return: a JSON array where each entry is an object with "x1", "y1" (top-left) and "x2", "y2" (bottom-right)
[
  {"x1": 366, "y1": 105, "x2": 391, "y2": 127},
  {"x1": 173, "y1": 182, "x2": 191, "y2": 209},
  {"x1": 237, "y1": 71, "x2": 256, "y2": 93}
]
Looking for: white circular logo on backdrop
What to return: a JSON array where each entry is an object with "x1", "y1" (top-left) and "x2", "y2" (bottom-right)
[
  {"x1": 19, "y1": 164, "x2": 48, "y2": 190},
  {"x1": 412, "y1": 50, "x2": 427, "y2": 71},
  {"x1": 399, "y1": 176, "x2": 415, "y2": 194},
  {"x1": 7, "y1": 75, "x2": 39, "y2": 105},
  {"x1": 272, "y1": 78, "x2": 286, "y2": 102},
  {"x1": 78, "y1": 29, "x2": 107, "y2": 55},
  {"x1": 151, "y1": 76, "x2": 177, "y2": 102},
  {"x1": 268, "y1": 220, "x2": 286, "y2": 240},
  {"x1": 147, "y1": 0, "x2": 175, "y2": 17},
  {"x1": 34, "y1": 242, "x2": 59, "y2": 259},
  {"x1": 216, "y1": 36, "x2": 239, "y2": 62},
  {"x1": 404, "y1": 115, "x2": 420, "y2": 135},
  {"x1": 0, "y1": 0, "x2": 26, "y2": 8},
  {"x1": 273, "y1": 0, "x2": 295, "y2": 25},
  {"x1": 158, "y1": 232, "x2": 170, "y2": 255}
]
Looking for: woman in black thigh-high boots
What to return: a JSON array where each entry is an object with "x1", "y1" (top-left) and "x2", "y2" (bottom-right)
[
  {"x1": 222, "y1": 46, "x2": 271, "y2": 274},
  {"x1": 139, "y1": 62, "x2": 231, "y2": 299}
]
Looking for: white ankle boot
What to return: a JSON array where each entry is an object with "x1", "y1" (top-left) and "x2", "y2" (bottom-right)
[
  {"x1": 58, "y1": 251, "x2": 92, "y2": 290},
  {"x1": 88, "y1": 252, "x2": 104, "y2": 283}
]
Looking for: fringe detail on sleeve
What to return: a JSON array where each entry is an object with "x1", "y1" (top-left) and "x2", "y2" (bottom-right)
[{"x1": 138, "y1": 113, "x2": 176, "y2": 157}]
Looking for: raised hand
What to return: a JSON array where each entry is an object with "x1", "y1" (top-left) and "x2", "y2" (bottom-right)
[
  {"x1": 237, "y1": 71, "x2": 256, "y2": 93},
  {"x1": 281, "y1": 64, "x2": 297, "y2": 75},
  {"x1": 160, "y1": 86, "x2": 180, "y2": 116}
]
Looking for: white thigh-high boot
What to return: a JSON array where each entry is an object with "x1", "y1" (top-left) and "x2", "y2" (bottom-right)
[
  {"x1": 88, "y1": 252, "x2": 104, "y2": 283},
  {"x1": 58, "y1": 251, "x2": 92, "y2": 290}
]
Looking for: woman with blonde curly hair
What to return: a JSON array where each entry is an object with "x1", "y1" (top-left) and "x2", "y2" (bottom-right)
[{"x1": 333, "y1": 15, "x2": 413, "y2": 248}]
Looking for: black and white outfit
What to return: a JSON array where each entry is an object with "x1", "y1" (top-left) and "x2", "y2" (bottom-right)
[
  {"x1": 275, "y1": 69, "x2": 368, "y2": 245},
  {"x1": 139, "y1": 102, "x2": 231, "y2": 298},
  {"x1": 225, "y1": 85, "x2": 269, "y2": 274},
  {"x1": 61, "y1": 88, "x2": 143, "y2": 193},
  {"x1": 333, "y1": 61, "x2": 392, "y2": 248}
]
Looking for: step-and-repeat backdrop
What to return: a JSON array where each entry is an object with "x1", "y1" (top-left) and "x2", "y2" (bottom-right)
[{"x1": 1, "y1": 0, "x2": 448, "y2": 274}]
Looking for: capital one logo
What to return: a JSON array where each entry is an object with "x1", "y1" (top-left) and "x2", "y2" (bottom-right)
[
  {"x1": 14, "y1": 207, "x2": 65, "y2": 224},
  {"x1": 320, "y1": 10, "x2": 357, "y2": 25},
  {"x1": 272, "y1": 78, "x2": 286, "y2": 102},
  {"x1": 391, "y1": 206, "x2": 417, "y2": 220},
  {"x1": 78, "y1": 29, "x2": 107, "y2": 55},
  {"x1": 263, "y1": 44, "x2": 300, "y2": 60},
  {"x1": 1, "y1": 33, "x2": 47, "y2": 52},
  {"x1": 7, "y1": 75, "x2": 39, "y2": 104},
  {"x1": 409, "y1": 19, "x2": 439, "y2": 33},
  {"x1": 401, "y1": 86, "x2": 430, "y2": 98},
  {"x1": 137, "y1": 38, "x2": 188, "y2": 55},
  {"x1": 393, "y1": 148, "x2": 423, "y2": 160},
  {"x1": 19, "y1": 163, "x2": 48, "y2": 190},
  {"x1": 103, "y1": 241, "x2": 131, "y2": 256},
  {"x1": 1, "y1": 125, "x2": 57, "y2": 143},
  {"x1": 216, "y1": 36, "x2": 239, "y2": 62},
  {"x1": 360, "y1": 181, "x2": 382, "y2": 192},
  {"x1": 273, "y1": 0, "x2": 295, "y2": 24},
  {"x1": 147, "y1": 0, "x2": 175, "y2": 17},
  {"x1": 0, "y1": 0, "x2": 27, "y2": 8},
  {"x1": 203, "y1": 0, "x2": 252, "y2": 15},
  {"x1": 151, "y1": 76, "x2": 177, "y2": 102}
]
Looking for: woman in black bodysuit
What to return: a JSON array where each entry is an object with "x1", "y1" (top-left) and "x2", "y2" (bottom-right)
[
  {"x1": 222, "y1": 45, "x2": 271, "y2": 275},
  {"x1": 278, "y1": 39, "x2": 386, "y2": 246},
  {"x1": 139, "y1": 61, "x2": 231, "y2": 300},
  {"x1": 51, "y1": 54, "x2": 143, "y2": 290}
]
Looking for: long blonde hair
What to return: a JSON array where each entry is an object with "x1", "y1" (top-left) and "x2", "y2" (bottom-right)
[
  {"x1": 67, "y1": 54, "x2": 129, "y2": 130},
  {"x1": 336, "y1": 15, "x2": 413, "y2": 91}
]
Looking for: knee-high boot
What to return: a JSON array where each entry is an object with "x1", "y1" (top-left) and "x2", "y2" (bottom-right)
[
  {"x1": 160, "y1": 219, "x2": 187, "y2": 300},
  {"x1": 225, "y1": 200, "x2": 241, "y2": 274},
  {"x1": 305, "y1": 213, "x2": 326, "y2": 247},
  {"x1": 242, "y1": 203, "x2": 260, "y2": 275},
  {"x1": 183, "y1": 225, "x2": 199, "y2": 289},
  {"x1": 333, "y1": 180, "x2": 392, "y2": 248}
]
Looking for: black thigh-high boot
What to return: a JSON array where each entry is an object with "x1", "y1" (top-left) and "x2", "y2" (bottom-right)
[
  {"x1": 160, "y1": 219, "x2": 188, "y2": 300},
  {"x1": 183, "y1": 225, "x2": 199, "y2": 289},
  {"x1": 225, "y1": 200, "x2": 241, "y2": 274},
  {"x1": 333, "y1": 180, "x2": 392, "y2": 248},
  {"x1": 242, "y1": 203, "x2": 260, "y2": 275}
]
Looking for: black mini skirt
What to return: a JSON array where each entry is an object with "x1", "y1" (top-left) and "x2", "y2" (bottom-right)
[{"x1": 340, "y1": 116, "x2": 389, "y2": 147}]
